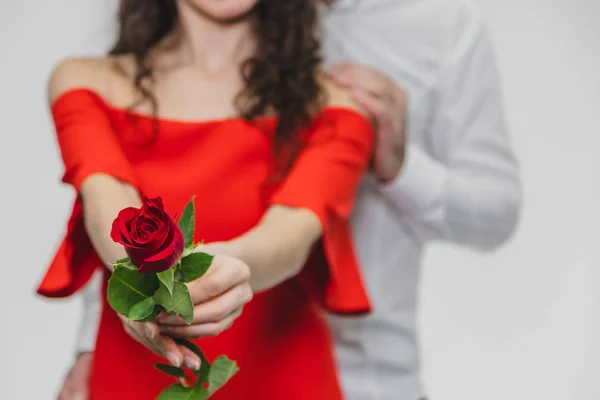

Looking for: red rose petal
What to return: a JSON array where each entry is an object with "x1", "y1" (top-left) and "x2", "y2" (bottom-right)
[
  {"x1": 138, "y1": 247, "x2": 175, "y2": 273},
  {"x1": 125, "y1": 246, "x2": 150, "y2": 270},
  {"x1": 138, "y1": 224, "x2": 184, "y2": 274},
  {"x1": 111, "y1": 207, "x2": 139, "y2": 245}
]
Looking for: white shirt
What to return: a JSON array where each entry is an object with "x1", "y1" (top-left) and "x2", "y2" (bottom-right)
[
  {"x1": 322, "y1": 1, "x2": 520, "y2": 399},
  {"x1": 75, "y1": 1, "x2": 521, "y2": 399}
]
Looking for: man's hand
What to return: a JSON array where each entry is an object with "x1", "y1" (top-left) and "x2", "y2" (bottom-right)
[
  {"x1": 57, "y1": 352, "x2": 92, "y2": 400},
  {"x1": 328, "y1": 63, "x2": 408, "y2": 183}
]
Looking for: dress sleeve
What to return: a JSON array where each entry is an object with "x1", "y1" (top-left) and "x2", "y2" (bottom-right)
[
  {"x1": 270, "y1": 108, "x2": 374, "y2": 314},
  {"x1": 37, "y1": 89, "x2": 139, "y2": 298}
]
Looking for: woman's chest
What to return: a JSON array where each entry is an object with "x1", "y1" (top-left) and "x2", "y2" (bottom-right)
[{"x1": 117, "y1": 118, "x2": 277, "y2": 241}]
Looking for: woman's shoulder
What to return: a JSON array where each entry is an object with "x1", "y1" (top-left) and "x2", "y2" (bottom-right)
[{"x1": 47, "y1": 55, "x2": 137, "y2": 107}]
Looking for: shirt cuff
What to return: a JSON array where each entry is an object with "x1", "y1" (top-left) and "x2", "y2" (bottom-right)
[
  {"x1": 376, "y1": 144, "x2": 447, "y2": 216},
  {"x1": 75, "y1": 272, "x2": 102, "y2": 354}
]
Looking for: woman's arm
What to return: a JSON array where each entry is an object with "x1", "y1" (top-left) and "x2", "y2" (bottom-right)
[
  {"x1": 205, "y1": 206, "x2": 321, "y2": 292},
  {"x1": 79, "y1": 175, "x2": 141, "y2": 268},
  {"x1": 48, "y1": 59, "x2": 251, "y2": 370},
  {"x1": 198, "y1": 81, "x2": 371, "y2": 292},
  {"x1": 159, "y1": 82, "x2": 374, "y2": 338},
  {"x1": 375, "y1": 25, "x2": 521, "y2": 249},
  {"x1": 48, "y1": 59, "x2": 143, "y2": 269}
]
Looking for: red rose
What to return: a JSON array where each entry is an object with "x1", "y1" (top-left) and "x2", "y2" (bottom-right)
[{"x1": 110, "y1": 197, "x2": 184, "y2": 274}]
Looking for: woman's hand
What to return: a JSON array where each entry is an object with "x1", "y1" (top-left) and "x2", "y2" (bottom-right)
[
  {"x1": 118, "y1": 316, "x2": 203, "y2": 371},
  {"x1": 156, "y1": 253, "x2": 253, "y2": 339},
  {"x1": 118, "y1": 250, "x2": 251, "y2": 369}
]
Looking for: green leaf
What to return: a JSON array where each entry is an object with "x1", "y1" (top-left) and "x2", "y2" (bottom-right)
[
  {"x1": 179, "y1": 196, "x2": 196, "y2": 249},
  {"x1": 178, "y1": 252, "x2": 213, "y2": 283},
  {"x1": 155, "y1": 363, "x2": 187, "y2": 378},
  {"x1": 112, "y1": 257, "x2": 136, "y2": 271},
  {"x1": 157, "y1": 268, "x2": 175, "y2": 296},
  {"x1": 157, "y1": 385, "x2": 207, "y2": 400},
  {"x1": 174, "y1": 338, "x2": 210, "y2": 384},
  {"x1": 128, "y1": 297, "x2": 158, "y2": 321},
  {"x1": 181, "y1": 244, "x2": 198, "y2": 258},
  {"x1": 107, "y1": 268, "x2": 160, "y2": 318},
  {"x1": 154, "y1": 282, "x2": 194, "y2": 324},
  {"x1": 207, "y1": 356, "x2": 239, "y2": 396}
]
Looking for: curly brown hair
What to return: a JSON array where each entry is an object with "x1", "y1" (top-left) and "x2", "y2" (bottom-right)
[{"x1": 109, "y1": 0, "x2": 324, "y2": 148}]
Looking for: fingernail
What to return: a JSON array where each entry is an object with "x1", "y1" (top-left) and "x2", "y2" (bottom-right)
[
  {"x1": 168, "y1": 353, "x2": 181, "y2": 368},
  {"x1": 186, "y1": 357, "x2": 201, "y2": 371}
]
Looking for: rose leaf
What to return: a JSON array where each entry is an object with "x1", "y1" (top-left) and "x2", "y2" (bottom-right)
[
  {"x1": 107, "y1": 268, "x2": 160, "y2": 318},
  {"x1": 178, "y1": 252, "x2": 213, "y2": 283},
  {"x1": 207, "y1": 356, "x2": 239, "y2": 396},
  {"x1": 153, "y1": 281, "x2": 194, "y2": 324},
  {"x1": 128, "y1": 297, "x2": 158, "y2": 321},
  {"x1": 179, "y1": 196, "x2": 196, "y2": 249},
  {"x1": 157, "y1": 385, "x2": 207, "y2": 400},
  {"x1": 157, "y1": 268, "x2": 175, "y2": 297}
]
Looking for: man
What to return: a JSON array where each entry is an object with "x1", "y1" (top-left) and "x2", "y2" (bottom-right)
[{"x1": 58, "y1": 0, "x2": 521, "y2": 399}]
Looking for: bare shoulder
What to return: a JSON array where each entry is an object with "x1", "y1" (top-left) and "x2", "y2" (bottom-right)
[
  {"x1": 47, "y1": 55, "x2": 135, "y2": 105},
  {"x1": 320, "y1": 74, "x2": 368, "y2": 118}
]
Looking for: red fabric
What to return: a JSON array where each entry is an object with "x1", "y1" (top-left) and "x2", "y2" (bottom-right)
[
  {"x1": 37, "y1": 88, "x2": 374, "y2": 399},
  {"x1": 270, "y1": 111, "x2": 374, "y2": 313}
]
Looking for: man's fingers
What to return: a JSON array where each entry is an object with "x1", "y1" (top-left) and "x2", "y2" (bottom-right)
[
  {"x1": 159, "y1": 307, "x2": 242, "y2": 339},
  {"x1": 329, "y1": 63, "x2": 390, "y2": 97},
  {"x1": 351, "y1": 87, "x2": 389, "y2": 124},
  {"x1": 157, "y1": 284, "x2": 252, "y2": 327},
  {"x1": 186, "y1": 256, "x2": 250, "y2": 304},
  {"x1": 58, "y1": 367, "x2": 90, "y2": 400},
  {"x1": 58, "y1": 385, "x2": 75, "y2": 400},
  {"x1": 58, "y1": 388, "x2": 87, "y2": 400}
]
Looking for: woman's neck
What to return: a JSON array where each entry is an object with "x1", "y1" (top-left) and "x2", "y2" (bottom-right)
[{"x1": 161, "y1": 2, "x2": 256, "y2": 74}]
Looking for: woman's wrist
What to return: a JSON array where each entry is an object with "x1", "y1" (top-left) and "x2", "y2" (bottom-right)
[{"x1": 194, "y1": 241, "x2": 241, "y2": 259}]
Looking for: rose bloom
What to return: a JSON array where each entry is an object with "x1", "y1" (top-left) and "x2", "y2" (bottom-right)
[{"x1": 111, "y1": 197, "x2": 184, "y2": 273}]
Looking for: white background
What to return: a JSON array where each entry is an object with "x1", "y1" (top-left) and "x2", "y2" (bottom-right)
[{"x1": 1, "y1": 0, "x2": 598, "y2": 399}]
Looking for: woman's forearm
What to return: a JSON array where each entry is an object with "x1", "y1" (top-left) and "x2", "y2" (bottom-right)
[
  {"x1": 79, "y1": 176, "x2": 320, "y2": 290},
  {"x1": 200, "y1": 206, "x2": 322, "y2": 292},
  {"x1": 80, "y1": 174, "x2": 142, "y2": 270}
]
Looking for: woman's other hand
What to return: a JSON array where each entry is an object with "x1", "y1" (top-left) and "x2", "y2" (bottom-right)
[{"x1": 156, "y1": 253, "x2": 253, "y2": 339}]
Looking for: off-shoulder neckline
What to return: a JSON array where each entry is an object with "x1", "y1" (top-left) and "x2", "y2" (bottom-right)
[{"x1": 51, "y1": 87, "x2": 370, "y2": 127}]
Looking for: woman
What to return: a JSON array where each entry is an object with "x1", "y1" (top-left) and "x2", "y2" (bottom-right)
[{"x1": 37, "y1": 0, "x2": 373, "y2": 398}]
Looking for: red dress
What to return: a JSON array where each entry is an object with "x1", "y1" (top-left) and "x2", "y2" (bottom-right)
[{"x1": 37, "y1": 89, "x2": 374, "y2": 400}]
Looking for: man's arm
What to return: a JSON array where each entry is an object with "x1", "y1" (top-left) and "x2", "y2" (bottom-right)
[
  {"x1": 331, "y1": 22, "x2": 521, "y2": 250},
  {"x1": 377, "y1": 23, "x2": 521, "y2": 249}
]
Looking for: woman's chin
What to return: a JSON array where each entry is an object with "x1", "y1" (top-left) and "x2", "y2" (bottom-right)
[{"x1": 181, "y1": 0, "x2": 258, "y2": 23}]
